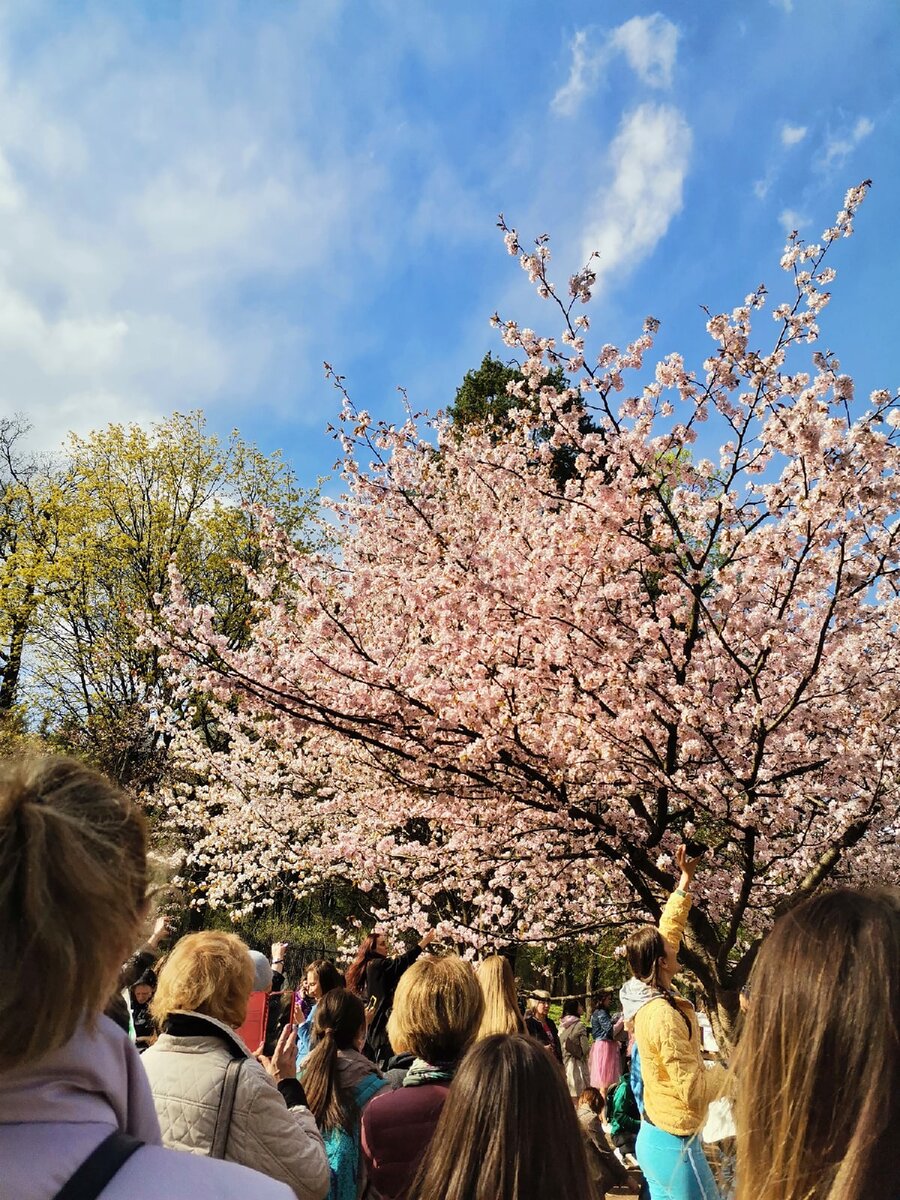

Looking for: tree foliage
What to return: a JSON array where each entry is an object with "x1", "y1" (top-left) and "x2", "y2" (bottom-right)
[
  {"x1": 3, "y1": 411, "x2": 317, "y2": 789},
  {"x1": 156, "y1": 184, "x2": 897, "y2": 1029}
]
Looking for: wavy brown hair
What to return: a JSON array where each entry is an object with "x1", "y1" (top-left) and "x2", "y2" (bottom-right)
[
  {"x1": 475, "y1": 955, "x2": 526, "y2": 1039},
  {"x1": 0, "y1": 755, "x2": 148, "y2": 1069},
  {"x1": 345, "y1": 933, "x2": 383, "y2": 996},
  {"x1": 733, "y1": 887, "x2": 900, "y2": 1200},
  {"x1": 301, "y1": 988, "x2": 368, "y2": 1132},
  {"x1": 407, "y1": 1034, "x2": 594, "y2": 1200}
]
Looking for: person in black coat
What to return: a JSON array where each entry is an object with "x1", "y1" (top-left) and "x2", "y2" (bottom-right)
[
  {"x1": 525, "y1": 990, "x2": 563, "y2": 1062},
  {"x1": 345, "y1": 929, "x2": 435, "y2": 1067}
]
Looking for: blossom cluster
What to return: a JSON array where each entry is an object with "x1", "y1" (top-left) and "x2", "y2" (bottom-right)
[{"x1": 152, "y1": 182, "x2": 899, "y2": 1004}]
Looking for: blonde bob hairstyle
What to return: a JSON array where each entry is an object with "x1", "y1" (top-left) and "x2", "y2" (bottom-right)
[
  {"x1": 475, "y1": 955, "x2": 526, "y2": 1039},
  {"x1": 152, "y1": 931, "x2": 255, "y2": 1029},
  {"x1": 387, "y1": 955, "x2": 484, "y2": 1064},
  {"x1": 0, "y1": 755, "x2": 148, "y2": 1071}
]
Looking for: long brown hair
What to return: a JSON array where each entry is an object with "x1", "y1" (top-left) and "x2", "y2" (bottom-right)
[
  {"x1": 475, "y1": 955, "x2": 526, "y2": 1039},
  {"x1": 407, "y1": 1034, "x2": 594, "y2": 1200},
  {"x1": 306, "y1": 958, "x2": 345, "y2": 996},
  {"x1": 733, "y1": 887, "x2": 900, "y2": 1200},
  {"x1": 0, "y1": 755, "x2": 148, "y2": 1070},
  {"x1": 301, "y1": 988, "x2": 367, "y2": 1132},
  {"x1": 345, "y1": 932, "x2": 383, "y2": 996},
  {"x1": 625, "y1": 923, "x2": 691, "y2": 1035}
]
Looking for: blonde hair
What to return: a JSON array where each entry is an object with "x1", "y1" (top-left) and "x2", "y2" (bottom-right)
[
  {"x1": 152, "y1": 931, "x2": 255, "y2": 1029},
  {"x1": 475, "y1": 955, "x2": 526, "y2": 1039},
  {"x1": 387, "y1": 955, "x2": 484, "y2": 1063},
  {"x1": 0, "y1": 755, "x2": 148, "y2": 1070}
]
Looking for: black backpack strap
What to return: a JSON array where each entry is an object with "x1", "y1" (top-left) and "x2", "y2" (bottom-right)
[{"x1": 53, "y1": 1131, "x2": 144, "y2": 1200}]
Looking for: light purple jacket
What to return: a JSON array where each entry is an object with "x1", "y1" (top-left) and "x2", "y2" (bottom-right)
[{"x1": 0, "y1": 1014, "x2": 293, "y2": 1200}]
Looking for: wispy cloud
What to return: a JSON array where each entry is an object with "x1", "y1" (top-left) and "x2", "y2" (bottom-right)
[
  {"x1": 552, "y1": 15, "x2": 679, "y2": 117},
  {"x1": 753, "y1": 174, "x2": 773, "y2": 201},
  {"x1": 581, "y1": 103, "x2": 692, "y2": 287},
  {"x1": 823, "y1": 116, "x2": 874, "y2": 168},
  {"x1": 0, "y1": 12, "x2": 385, "y2": 448},
  {"x1": 778, "y1": 208, "x2": 808, "y2": 234},
  {"x1": 781, "y1": 122, "x2": 807, "y2": 146}
]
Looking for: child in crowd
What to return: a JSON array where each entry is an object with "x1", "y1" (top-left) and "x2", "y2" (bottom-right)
[
  {"x1": 575, "y1": 1086, "x2": 631, "y2": 1199},
  {"x1": 302, "y1": 988, "x2": 388, "y2": 1200}
]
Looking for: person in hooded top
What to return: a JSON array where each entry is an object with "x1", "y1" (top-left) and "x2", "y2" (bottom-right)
[
  {"x1": 0, "y1": 753, "x2": 294, "y2": 1200},
  {"x1": 619, "y1": 844, "x2": 727, "y2": 1200},
  {"x1": 301, "y1": 988, "x2": 388, "y2": 1200},
  {"x1": 558, "y1": 998, "x2": 591, "y2": 1097}
]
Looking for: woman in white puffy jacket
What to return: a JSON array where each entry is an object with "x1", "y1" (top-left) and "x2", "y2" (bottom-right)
[{"x1": 142, "y1": 931, "x2": 330, "y2": 1200}]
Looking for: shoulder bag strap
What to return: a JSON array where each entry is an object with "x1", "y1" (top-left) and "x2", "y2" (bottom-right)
[
  {"x1": 210, "y1": 1057, "x2": 244, "y2": 1159},
  {"x1": 53, "y1": 1131, "x2": 143, "y2": 1200}
]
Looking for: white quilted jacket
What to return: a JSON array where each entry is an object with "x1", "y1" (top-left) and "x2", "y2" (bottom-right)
[{"x1": 141, "y1": 1011, "x2": 330, "y2": 1200}]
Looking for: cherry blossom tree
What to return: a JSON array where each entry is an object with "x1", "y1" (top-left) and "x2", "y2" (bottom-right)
[{"x1": 155, "y1": 182, "x2": 899, "y2": 1030}]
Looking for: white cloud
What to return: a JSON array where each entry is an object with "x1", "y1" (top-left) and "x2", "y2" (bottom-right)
[
  {"x1": 753, "y1": 176, "x2": 772, "y2": 200},
  {"x1": 581, "y1": 104, "x2": 692, "y2": 288},
  {"x1": 611, "y1": 15, "x2": 679, "y2": 88},
  {"x1": 552, "y1": 15, "x2": 679, "y2": 117},
  {"x1": 552, "y1": 31, "x2": 597, "y2": 118},
  {"x1": 0, "y1": 12, "x2": 386, "y2": 449},
  {"x1": 823, "y1": 115, "x2": 874, "y2": 168},
  {"x1": 780, "y1": 122, "x2": 807, "y2": 146},
  {"x1": 778, "y1": 208, "x2": 808, "y2": 234}
]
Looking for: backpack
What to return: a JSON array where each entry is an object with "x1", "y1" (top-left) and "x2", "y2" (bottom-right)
[{"x1": 606, "y1": 1072, "x2": 641, "y2": 1140}]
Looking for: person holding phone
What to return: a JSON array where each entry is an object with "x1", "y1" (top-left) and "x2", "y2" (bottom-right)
[
  {"x1": 345, "y1": 929, "x2": 436, "y2": 1068},
  {"x1": 619, "y1": 844, "x2": 727, "y2": 1200}
]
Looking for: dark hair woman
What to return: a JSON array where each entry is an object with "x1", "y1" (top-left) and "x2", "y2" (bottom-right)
[
  {"x1": 732, "y1": 887, "x2": 900, "y2": 1200},
  {"x1": 296, "y1": 958, "x2": 345, "y2": 1068},
  {"x1": 407, "y1": 1033, "x2": 595, "y2": 1200},
  {"x1": 301, "y1": 988, "x2": 388, "y2": 1200},
  {"x1": 345, "y1": 928, "x2": 435, "y2": 1068},
  {"x1": 620, "y1": 844, "x2": 727, "y2": 1200}
]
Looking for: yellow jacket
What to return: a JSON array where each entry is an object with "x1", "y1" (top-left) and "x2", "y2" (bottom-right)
[{"x1": 632, "y1": 890, "x2": 727, "y2": 1136}]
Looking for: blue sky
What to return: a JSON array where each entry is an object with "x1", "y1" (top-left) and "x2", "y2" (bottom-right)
[{"x1": 6, "y1": 0, "x2": 898, "y2": 489}]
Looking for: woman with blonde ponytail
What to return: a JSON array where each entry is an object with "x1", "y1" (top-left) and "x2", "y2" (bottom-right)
[
  {"x1": 0, "y1": 754, "x2": 293, "y2": 1199},
  {"x1": 301, "y1": 989, "x2": 387, "y2": 1200}
]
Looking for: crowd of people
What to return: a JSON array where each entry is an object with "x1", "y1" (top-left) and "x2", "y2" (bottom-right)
[{"x1": 1, "y1": 752, "x2": 897, "y2": 1200}]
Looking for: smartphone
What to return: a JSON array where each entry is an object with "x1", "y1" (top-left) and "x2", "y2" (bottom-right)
[{"x1": 684, "y1": 839, "x2": 708, "y2": 858}]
